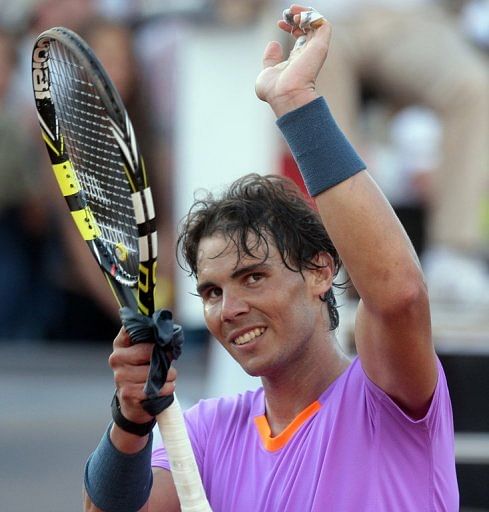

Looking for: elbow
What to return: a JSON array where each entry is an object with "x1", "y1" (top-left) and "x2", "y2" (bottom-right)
[
  {"x1": 373, "y1": 272, "x2": 429, "y2": 318},
  {"x1": 396, "y1": 280, "x2": 429, "y2": 315}
]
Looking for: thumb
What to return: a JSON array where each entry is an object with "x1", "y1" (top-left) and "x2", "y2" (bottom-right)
[{"x1": 262, "y1": 41, "x2": 284, "y2": 69}]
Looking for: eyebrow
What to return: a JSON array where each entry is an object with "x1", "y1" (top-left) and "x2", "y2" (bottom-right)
[{"x1": 195, "y1": 261, "x2": 271, "y2": 296}]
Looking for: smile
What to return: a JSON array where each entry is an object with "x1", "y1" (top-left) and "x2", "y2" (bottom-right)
[{"x1": 233, "y1": 327, "x2": 266, "y2": 346}]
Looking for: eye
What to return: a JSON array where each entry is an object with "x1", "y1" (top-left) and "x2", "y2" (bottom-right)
[
  {"x1": 204, "y1": 287, "x2": 222, "y2": 300},
  {"x1": 246, "y1": 273, "x2": 264, "y2": 285}
]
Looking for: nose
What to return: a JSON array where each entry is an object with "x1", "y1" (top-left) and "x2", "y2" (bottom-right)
[{"x1": 220, "y1": 289, "x2": 250, "y2": 322}]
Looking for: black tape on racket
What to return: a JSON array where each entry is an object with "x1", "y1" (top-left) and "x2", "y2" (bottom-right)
[{"x1": 120, "y1": 307, "x2": 184, "y2": 416}]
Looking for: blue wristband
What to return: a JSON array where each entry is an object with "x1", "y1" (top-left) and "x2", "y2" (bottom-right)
[
  {"x1": 84, "y1": 424, "x2": 154, "y2": 512},
  {"x1": 276, "y1": 97, "x2": 366, "y2": 196}
]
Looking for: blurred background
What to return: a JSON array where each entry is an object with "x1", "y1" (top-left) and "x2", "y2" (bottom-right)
[{"x1": 0, "y1": 0, "x2": 487, "y2": 510}]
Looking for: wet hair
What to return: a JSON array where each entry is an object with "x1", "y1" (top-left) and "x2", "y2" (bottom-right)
[{"x1": 177, "y1": 173, "x2": 344, "y2": 330}]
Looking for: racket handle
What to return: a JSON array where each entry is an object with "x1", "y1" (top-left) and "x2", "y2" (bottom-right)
[{"x1": 156, "y1": 395, "x2": 212, "y2": 511}]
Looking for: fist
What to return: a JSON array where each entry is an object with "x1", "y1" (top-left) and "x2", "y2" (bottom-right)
[
  {"x1": 109, "y1": 327, "x2": 177, "y2": 424},
  {"x1": 255, "y1": 4, "x2": 331, "y2": 117}
]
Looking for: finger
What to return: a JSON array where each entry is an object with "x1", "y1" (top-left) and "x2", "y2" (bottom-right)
[
  {"x1": 127, "y1": 342, "x2": 154, "y2": 365},
  {"x1": 284, "y1": 4, "x2": 311, "y2": 19},
  {"x1": 291, "y1": 34, "x2": 308, "y2": 53},
  {"x1": 109, "y1": 341, "x2": 154, "y2": 371},
  {"x1": 309, "y1": 17, "x2": 326, "y2": 30},
  {"x1": 277, "y1": 20, "x2": 305, "y2": 38},
  {"x1": 289, "y1": 3, "x2": 310, "y2": 11},
  {"x1": 119, "y1": 382, "x2": 151, "y2": 405},
  {"x1": 281, "y1": 5, "x2": 312, "y2": 28},
  {"x1": 114, "y1": 363, "x2": 151, "y2": 386},
  {"x1": 166, "y1": 365, "x2": 177, "y2": 382},
  {"x1": 159, "y1": 380, "x2": 176, "y2": 397},
  {"x1": 304, "y1": 20, "x2": 332, "y2": 55},
  {"x1": 295, "y1": 11, "x2": 325, "y2": 31},
  {"x1": 113, "y1": 327, "x2": 131, "y2": 348},
  {"x1": 262, "y1": 40, "x2": 284, "y2": 69},
  {"x1": 113, "y1": 360, "x2": 176, "y2": 392},
  {"x1": 117, "y1": 376, "x2": 176, "y2": 406},
  {"x1": 282, "y1": 5, "x2": 327, "y2": 32},
  {"x1": 289, "y1": 19, "x2": 332, "y2": 57}
]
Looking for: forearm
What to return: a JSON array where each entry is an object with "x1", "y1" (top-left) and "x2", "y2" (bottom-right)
[{"x1": 315, "y1": 171, "x2": 424, "y2": 310}]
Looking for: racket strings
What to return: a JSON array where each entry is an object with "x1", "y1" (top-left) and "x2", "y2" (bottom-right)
[{"x1": 48, "y1": 41, "x2": 140, "y2": 278}]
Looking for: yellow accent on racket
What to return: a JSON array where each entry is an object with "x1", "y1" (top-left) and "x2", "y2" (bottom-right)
[
  {"x1": 115, "y1": 243, "x2": 129, "y2": 262},
  {"x1": 42, "y1": 130, "x2": 60, "y2": 156},
  {"x1": 122, "y1": 164, "x2": 137, "y2": 193},
  {"x1": 140, "y1": 157, "x2": 149, "y2": 188},
  {"x1": 71, "y1": 207, "x2": 101, "y2": 240},
  {"x1": 138, "y1": 263, "x2": 150, "y2": 293},
  {"x1": 53, "y1": 160, "x2": 81, "y2": 196}
]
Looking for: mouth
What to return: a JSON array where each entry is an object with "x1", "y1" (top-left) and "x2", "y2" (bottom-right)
[{"x1": 233, "y1": 327, "x2": 266, "y2": 346}]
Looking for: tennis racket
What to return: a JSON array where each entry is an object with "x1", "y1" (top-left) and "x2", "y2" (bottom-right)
[{"x1": 32, "y1": 27, "x2": 211, "y2": 511}]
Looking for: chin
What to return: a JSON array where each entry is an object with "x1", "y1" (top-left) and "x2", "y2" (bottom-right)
[
  {"x1": 242, "y1": 367, "x2": 264, "y2": 378},
  {"x1": 237, "y1": 358, "x2": 268, "y2": 378},
  {"x1": 240, "y1": 358, "x2": 280, "y2": 379}
]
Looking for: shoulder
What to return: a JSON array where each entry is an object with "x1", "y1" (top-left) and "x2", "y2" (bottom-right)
[
  {"x1": 357, "y1": 356, "x2": 452, "y2": 428},
  {"x1": 321, "y1": 356, "x2": 451, "y2": 422}
]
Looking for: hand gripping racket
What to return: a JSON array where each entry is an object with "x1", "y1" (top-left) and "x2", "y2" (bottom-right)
[{"x1": 32, "y1": 27, "x2": 211, "y2": 511}]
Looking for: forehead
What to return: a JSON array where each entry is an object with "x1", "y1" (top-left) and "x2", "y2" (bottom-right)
[{"x1": 196, "y1": 233, "x2": 276, "y2": 276}]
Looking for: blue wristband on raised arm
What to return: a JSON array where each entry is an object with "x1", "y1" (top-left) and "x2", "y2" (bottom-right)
[
  {"x1": 276, "y1": 97, "x2": 366, "y2": 197},
  {"x1": 84, "y1": 423, "x2": 154, "y2": 512}
]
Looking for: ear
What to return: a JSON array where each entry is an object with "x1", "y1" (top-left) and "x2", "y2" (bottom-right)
[{"x1": 308, "y1": 252, "x2": 335, "y2": 297}]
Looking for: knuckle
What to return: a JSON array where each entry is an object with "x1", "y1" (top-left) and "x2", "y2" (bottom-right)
[
  {"x1": 113, "y1": 369, "x2": 125, "y2": 388},
  {"x1": 161, "y1": 381, "x2": 176, "y2": 396},
  {"x1": 108, "y1": 352, "x2": 117, "y2": 369},
  {"x1": 108, "y1": 350, "x2": 122, "y2": 370},
  {"x1": 118, "y1": 385, "x2": 142, "y2": 405},
  {"x1": 118, "y1": 387, "x2": 130, "y2": 403},
  {"x1": 113, "y1": 327, "x2": 128, "y2": 347}
]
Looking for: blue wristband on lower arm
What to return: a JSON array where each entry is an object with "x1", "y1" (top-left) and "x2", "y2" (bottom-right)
[
  {"x1": 276, "y1": 97, "x2": 366, "y2": 197},
  {"x1": 84, "y1": 424, "x2": 154, "y2": 512}
]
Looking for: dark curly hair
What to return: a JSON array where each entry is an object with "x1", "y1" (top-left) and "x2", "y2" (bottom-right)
[{"x1": 177, "y1": 173, "x2": 343, "y2": 330}]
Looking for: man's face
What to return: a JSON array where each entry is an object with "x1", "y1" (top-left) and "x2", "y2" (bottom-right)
[{"x1": 196, "y1": 233, "x2": 330, "y2": 377}]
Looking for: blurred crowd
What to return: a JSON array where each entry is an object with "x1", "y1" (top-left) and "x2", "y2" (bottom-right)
[
  {"x1": 0, "y1": 0, "x2": 487, "y2": 343},
  {"x1": 310, "y1": 0, "x2": 489, "y2": 310}
]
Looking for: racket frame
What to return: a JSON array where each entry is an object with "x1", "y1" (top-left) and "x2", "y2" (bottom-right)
[{"x1": 33, "y1": 26, "x2": 155, "y2": 314}]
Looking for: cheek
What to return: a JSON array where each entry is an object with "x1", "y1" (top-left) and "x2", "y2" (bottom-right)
[
  {"x1": 203, "y1": 303, "x2": 221, "y2": 333},
  {"x1": 277, "y1": 291, "x2": 316, "y2": 333}
]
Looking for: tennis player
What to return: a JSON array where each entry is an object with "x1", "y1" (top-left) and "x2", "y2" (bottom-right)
[{"x1": 84, "y1": 5, "x2": 459, "y2": 511}]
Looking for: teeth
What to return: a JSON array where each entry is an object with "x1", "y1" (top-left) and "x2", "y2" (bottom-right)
[{"x1": 234, "y1": 328, "x2": 265, "y2": 346}]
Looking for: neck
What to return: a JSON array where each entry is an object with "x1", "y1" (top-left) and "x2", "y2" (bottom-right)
[{"x1": 261, "y1": 334, "x2": 350, "y2": 436}]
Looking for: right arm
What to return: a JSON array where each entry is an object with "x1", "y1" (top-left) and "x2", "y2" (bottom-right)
[{"x1": 83, "y1": 328, "x2": 181, "y2": 512}]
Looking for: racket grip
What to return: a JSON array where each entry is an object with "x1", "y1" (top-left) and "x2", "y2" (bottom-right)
[{"x1": 156, "y1": 395, "x2": 212, "y2": 511}]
